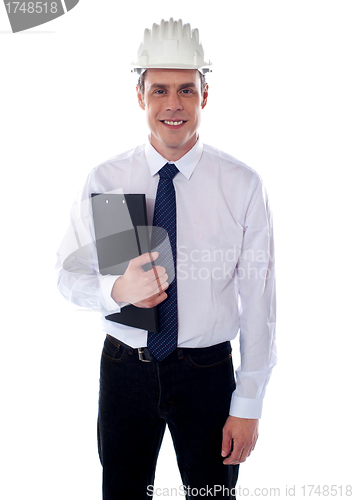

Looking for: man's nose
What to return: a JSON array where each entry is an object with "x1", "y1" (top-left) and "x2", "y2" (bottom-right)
[{"x1": 165, "y1": 93, "x2": 183, "y2": 112}]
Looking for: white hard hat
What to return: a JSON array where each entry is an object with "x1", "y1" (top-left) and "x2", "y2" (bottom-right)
[{"x1": 132, "y1": 18, "x2": 212, "y2": 75}]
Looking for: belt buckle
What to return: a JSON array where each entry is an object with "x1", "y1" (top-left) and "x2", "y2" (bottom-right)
[{"x1": 138, "y1": 347, "x2": 151, "y2": 363}]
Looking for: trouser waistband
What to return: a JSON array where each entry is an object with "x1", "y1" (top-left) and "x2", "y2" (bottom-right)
[{"x1": 105, "y1": 334, "x2": 231, "y2": 363}]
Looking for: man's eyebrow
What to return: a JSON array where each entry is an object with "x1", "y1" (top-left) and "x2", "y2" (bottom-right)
[
  {"x1": 178, "y1": 83, "x2": 197, "y2": 90},
  {"x1": 150, "y1": 83, "x2": 169, "y2": 90},
  {"x1": 149, "y1": 83, "x2": 197, "y2": 90}
]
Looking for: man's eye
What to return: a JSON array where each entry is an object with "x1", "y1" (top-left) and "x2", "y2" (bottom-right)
[
  {"x1": 181, "y1": 89, "x2": 192, "y2": 94},
  {"x1": 154, "y1": 90, "x2": 165, "y2": 94}
]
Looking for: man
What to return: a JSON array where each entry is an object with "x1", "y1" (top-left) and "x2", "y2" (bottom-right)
[{"x1": 56, "y1": 18, "x2": 276, "y2": 500}]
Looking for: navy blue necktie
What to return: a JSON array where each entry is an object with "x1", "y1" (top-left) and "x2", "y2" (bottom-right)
[{"x1": 147, "y1": 163, "x2": 179, "y2": 361}]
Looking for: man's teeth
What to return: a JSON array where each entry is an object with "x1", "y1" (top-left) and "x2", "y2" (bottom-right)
[{"x1": 164, "y1": 120, "x2": 184, "y2": 125}]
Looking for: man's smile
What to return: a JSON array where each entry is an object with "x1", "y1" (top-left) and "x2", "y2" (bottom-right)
[{"x1": 160, "y1": 120, "x2": 187, "y2": 129}]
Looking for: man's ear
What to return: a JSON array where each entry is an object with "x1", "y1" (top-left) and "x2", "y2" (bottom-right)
[
  {"x1": 201, "y1": 84, "x2": 209, "y2": 109},
  {"x1": 136, "y1": 85, "x2": 145, "y2": 110}
]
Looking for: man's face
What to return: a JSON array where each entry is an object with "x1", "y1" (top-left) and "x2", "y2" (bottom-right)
[{"x1": 136, "y1": 68, "x2": 208, "y2": 160}]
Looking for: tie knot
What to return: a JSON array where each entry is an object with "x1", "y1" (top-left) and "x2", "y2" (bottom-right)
[{"x1": 159, "y1": 163, "x2": 179, "y2": 180}]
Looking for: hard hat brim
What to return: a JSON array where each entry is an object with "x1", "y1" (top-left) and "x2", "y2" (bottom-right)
[{"x1": 132, "y1": 64, "x2": 211, "y2": 75}]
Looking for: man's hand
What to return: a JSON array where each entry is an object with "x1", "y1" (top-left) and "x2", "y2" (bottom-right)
[
  {"x1": 221, "y1": 416, "x2": 259, "y2": 465},
  {"x1": 111, "y1": 252, "x2": 169, "y2": 308}
]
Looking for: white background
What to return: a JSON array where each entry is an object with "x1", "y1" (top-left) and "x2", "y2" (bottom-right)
[{"x1": 1, "y1": 1, "x2": 353, "y2": 498}]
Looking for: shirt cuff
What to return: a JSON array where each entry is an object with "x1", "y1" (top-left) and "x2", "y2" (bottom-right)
[
  {"x1": 98, "y1": 274, "x2": 129, "y2": 312},
  {"x1": 229, "y1": 393, "x2": 263, "y2": 419}
]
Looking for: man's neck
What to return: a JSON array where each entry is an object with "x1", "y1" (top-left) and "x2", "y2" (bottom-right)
[{"x1": 149, "y1": 135, "x2": 198, "y2": 162}]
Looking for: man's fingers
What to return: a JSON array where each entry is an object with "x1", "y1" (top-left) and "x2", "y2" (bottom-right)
[
  {"x1": 148, "y1": 266, "x2": 167, "y2": 282},
  {"x1": 150, "y1": 280, "x2": 169, "y2": 297},
  {"x1": 222, "y1": 442, "x2": 245, "y2": 465},
  {"x1": 221, "y1": 432, "x2": 232, "y2": 458},
  {"x1": 144, "y1": 270, "x2": 168, "y2": 290},
  {"x1": 133, "y1": 290, "x2": 168, "y2": 308},
  {"x1": 223, "y1": 439, "x2": 255, "y2": 464},
  {"x1": 154, "y1": 272, "x2": 168, "y2": 293},
  {"x1": 139, "y1": 279, "x2": 169, "y2": 301},
  {"x1": 153, "y1": 290, "x2": 168, "y2": 306},
  {"x1": 221, "y1": 416, "x2": 259, "y2": 465},
  {"x1": 129, "y1": 251, "x2": 159, "y2": 269}
]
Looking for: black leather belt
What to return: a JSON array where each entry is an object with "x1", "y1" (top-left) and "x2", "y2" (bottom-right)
[
  {"x1": 137, "y1": 347, "x2": 155, "y2": 363},
  {"x1": 106, "y1": 335, "x2": 230, "y2": 364}
]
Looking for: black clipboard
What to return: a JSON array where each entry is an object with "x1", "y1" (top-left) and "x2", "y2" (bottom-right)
[{"x1": 91, "y1": 193, "x2": 158, "y2": 333}]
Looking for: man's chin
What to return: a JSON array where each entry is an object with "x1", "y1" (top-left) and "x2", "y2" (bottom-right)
[{"x1": 153, "y1": 133, "x2": 197, "y2": 151}]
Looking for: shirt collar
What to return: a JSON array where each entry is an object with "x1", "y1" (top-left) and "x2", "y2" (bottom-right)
[{"x1": 145, "y1": 136, "x2": 203, "y2": 180}]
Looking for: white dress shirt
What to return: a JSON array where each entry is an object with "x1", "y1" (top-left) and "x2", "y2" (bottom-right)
[{"x1": 56, "y1": 137, "x2": 276, "y2": 419}]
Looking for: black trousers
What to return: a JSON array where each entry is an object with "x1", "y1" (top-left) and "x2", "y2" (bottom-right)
[{"x1": 98, "y1": 335, "x2": 239, "y2": 499}]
